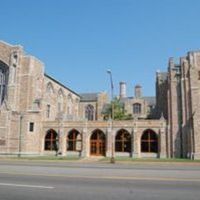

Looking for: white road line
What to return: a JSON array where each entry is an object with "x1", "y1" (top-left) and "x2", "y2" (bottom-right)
[{"x1": 0, "y1": 183, "x2": 54, "y2": 189}]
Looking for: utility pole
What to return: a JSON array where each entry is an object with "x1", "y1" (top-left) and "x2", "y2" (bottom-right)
[{"x1": 107, "y1": 69, "x2": 115, "y2": 163}]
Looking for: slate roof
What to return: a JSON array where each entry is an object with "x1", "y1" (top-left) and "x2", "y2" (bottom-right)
[
  {"x1": 120, "y1": 96, "x2": 156, "y2": 106},
  {"x1": 79, "y1": 93, "x2": 99, "y2": 102},
  {"x1": 143, "y1": 96, "x2": 156, "y2": 106},
  {"x1": 45, "y1": 74, "x2": 80, "y2": 97}
]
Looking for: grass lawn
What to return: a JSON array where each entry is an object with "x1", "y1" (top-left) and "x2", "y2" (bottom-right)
[
  {"x1": 1, "y1": 156, "x2": 200, "y2": 163},
  {"x1": 99, "y1": 157, "x2": 200, "y2": 163},
  {"x1": 0, "y1": 156, "x2": 81, "y2": 161}
]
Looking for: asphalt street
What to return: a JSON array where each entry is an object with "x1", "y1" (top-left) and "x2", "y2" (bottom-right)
[{"x1": 0, "y1": 160, "x2": 199, "y2": 200}]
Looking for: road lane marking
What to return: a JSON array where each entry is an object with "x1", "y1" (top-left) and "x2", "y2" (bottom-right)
[
  {"x1": 0, "y1": 183, "x2": 54, "y2": 189},
  {"x1": 0, "y1": 171, "x2": 200, "y2": 183}
]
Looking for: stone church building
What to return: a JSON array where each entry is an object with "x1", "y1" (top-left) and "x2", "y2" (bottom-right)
[{"x1": 0, "y1": 41, "x2": 199, "y2": 159}]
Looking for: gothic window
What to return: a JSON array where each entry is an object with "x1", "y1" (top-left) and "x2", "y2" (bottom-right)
[
  {"x1": 67, "y1": 94, "x2": 73, "y2": 115},
  {"x1": 115, "y1": 129, "x2": 131, "y2": 153},
  {"x1": 133, "y1": 103, "x2": 141, "y2": 114},
  {"x1": 141, "y1": 129, "x2": 158, "y2": 153},
  {"x1": 44, "y1": 129, "x2": 58, "y2": 151},
  {"x1": 0, "y1": 61, "x2": 8, "y2": 105},
  {"x1": 85, "y1": 104, "x2": 94, "y2": 121},
  {"x1": 67, "y1": 130, "x2": 82, "y2": 151},
  {"x1": 46, "y1": 82, "x2": 54, "y2": 94}
]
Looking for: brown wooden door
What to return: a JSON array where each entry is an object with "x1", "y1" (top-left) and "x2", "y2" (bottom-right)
[{"x1": 90, "y1": 131, "x2": 106, "y2": 156}]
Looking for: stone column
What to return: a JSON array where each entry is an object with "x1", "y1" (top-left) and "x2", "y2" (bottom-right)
[
  {"x1": 41, "y1": 134, "x2": 45, "y2": 155},
  {"x1": 81, "y1": 127, "x2": 88, "y2": 157},
  {"x1": 106, "y1": 127, "x2": 113, "y2": 157},
  {"x1": 132, "y1": 128, "x2": 140, "y2": 158},
  {"x1": 131, "y1": 128, "x2": 134, "y2": 158},
  {"x1": 159, "y1": 127, "x2": 167, "y2": 158},
  {"x1": 60, "y1": 129, "x2": 66, "y2": 156}
]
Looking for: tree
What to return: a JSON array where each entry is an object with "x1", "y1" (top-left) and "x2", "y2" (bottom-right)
[{"x1": 102, "y1": 97, "x2": 133, "y2": 120}]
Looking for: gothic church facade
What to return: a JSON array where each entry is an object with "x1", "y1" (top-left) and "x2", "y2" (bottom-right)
[{"x1": 0, "y1": 41, "x2": 199, "y2": 159}]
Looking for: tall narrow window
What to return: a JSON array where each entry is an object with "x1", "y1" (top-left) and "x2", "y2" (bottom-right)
[
  {"x1": 57, "y1": 102, "x2": 61, "y2": 113},
  {"x1": 46, "y1": 104, "x2": 50, "y2": 118},
  {"x1": 0, "y1": 61, "x2": 8, "y2": 105},
  {"x1": 67, "y1": 94, "x2": 73, "y2": 115},
  {"x1": 133, "y1": 103, "x2": 141, "y2": 114},
  {"x1": 29, "y1": 122, "x2": 34, "y2": 132},
  {"x1": 57, "y1": 89, "x2": 64, "y2": 113},
  {"x1": 85, "y1": 104, "x2": 94, "y2": 121}
]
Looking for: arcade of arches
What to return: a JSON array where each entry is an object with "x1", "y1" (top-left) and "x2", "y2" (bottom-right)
[{"x1": 44, "y1": 128, "x2": 161, "y2": 157}]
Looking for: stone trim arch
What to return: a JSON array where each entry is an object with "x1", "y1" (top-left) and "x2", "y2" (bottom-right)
[
  {"x1": 58, "y1": 88, "x2": 64, "y2": 97},
  {"x1": 88, "y1": 128, "x2": 106, "y2": 138},
  {"x1": 46, "y1": 82, "x2": 55, "y2": 94},
  {"x1": 113, "y1": 128, "x2": 132, "y2": 137}
]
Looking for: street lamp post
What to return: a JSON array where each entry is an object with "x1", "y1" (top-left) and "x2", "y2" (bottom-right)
[
  {"x1": 18, "y1": 113, "x2": 23, "y2": 158},
  {"x1": 56, "y1": 112, "x2": 63, "y2": 156},
  {"x1": 107, "y1": 70, "x2": 115, "y2": 163}
]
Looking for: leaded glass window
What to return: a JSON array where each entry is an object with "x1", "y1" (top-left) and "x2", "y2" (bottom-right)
[
  {"x1": 85, "y1": 104, "x2": 94, "y2": 121},
  {"x1": 0, "y1": 62, "x2": 8, "y2": 105},
  {"x1": 133, "y1": 103, "x2": 141, "y2": 114}
]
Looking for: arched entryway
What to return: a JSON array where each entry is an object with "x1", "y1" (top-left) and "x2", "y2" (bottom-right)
[
  {"x1": 44, "y1": 129, "x2": 58, "y2": 151},
  {"x1": 141, "y1": 129, "x2": 158, "y2": 153},
  {"x1": 67, "y1": 129, "x2": 82, "y2": 152},
  {"x1": 115, "y1": 129, "x2": 131, "y2": 154},
  {"x1": 90, "y1": 130, "x2": 106, "y2": 156}
]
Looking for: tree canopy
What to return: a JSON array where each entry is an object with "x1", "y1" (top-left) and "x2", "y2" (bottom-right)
[{"x1": 102, "y1": 98, "x2": 133, "y2": 120}]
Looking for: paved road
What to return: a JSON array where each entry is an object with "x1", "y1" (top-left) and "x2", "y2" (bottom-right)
[{"x1": 0, "y1": 160, "x2": 199, "y2": 200}]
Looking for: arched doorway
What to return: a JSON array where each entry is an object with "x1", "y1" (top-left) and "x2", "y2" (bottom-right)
[
  {"x1": 67, "y1": 129, "x2": 82, "y2": 152},
  {"x1": 115, "y1": 129, "x2": 131, "y2": 153},
  {"x1": 90, "y1": 130, "x2": 106, "y2": 156},
  {"x1": 141, "y1": 129, "x2": 158, "y2": 153},
  {"x1": 44, "y1": 129, "x2": 58, "y2": 151}
]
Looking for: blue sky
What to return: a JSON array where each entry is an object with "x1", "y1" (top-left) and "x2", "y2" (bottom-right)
[{"x1": 1, "y1": 0, "x2": 200, "y2": 97}]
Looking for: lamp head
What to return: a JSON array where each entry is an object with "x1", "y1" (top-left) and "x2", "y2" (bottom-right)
[{"x1": 107, "y1": 69, "x2": 111, "y2": 74}]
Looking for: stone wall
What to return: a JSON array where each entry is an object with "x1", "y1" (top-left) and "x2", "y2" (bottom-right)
[
  {"x1": 156, "y1": 72, "x2": 168, "y2": 119},
  {"x1": 123, "y1": 97, "x2": 149, "y2": 118},
  {"x1": 43, "y1": 75, "x2": 80, "y2": 121}
]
